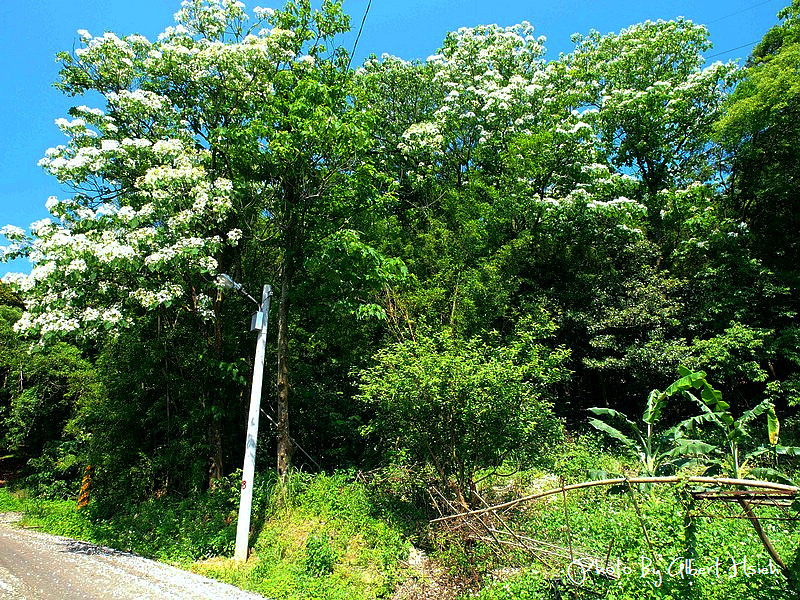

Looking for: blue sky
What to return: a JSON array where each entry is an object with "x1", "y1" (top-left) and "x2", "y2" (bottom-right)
[{"x1": 0, "y1": 0, "x2": 789, "y2": 275}]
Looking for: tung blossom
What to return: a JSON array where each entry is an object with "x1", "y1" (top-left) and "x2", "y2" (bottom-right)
[
  {"x1": 0, "y1": 225, "x2": 26, "y2": 239},
  {"x1": 130, "y1": 284, "x2": 185, "y2": 309},
  {"x1": 10, "y1": 0, "x2": 313, "y2": 341},
  {"x1": 227, "y1": 228, "x2": 243, "y2": 244}
]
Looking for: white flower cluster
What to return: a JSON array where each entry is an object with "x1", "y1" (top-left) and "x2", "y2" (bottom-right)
[
  {"x1": 94, "y1": 234, "x2": 137, "y2": 263},
  {"x1": 394, "y1": 21, "x2": 561, "y2": 170},
  {"x1": 55, "y1": 117, "x2": 96, "y2": 138},
  {"x1": 8, "y1": 0, "x2": 332, "y2": 341},
  {"x1": 130, "y1": 283, "x2": 185, "y2": 309},
  {"x1": 0, "y1": 224, "x2": 26, "y2": 240},
  {"x1": 399, "y1": 122, "x2": 443, "y2": 155},
  {"x1": 253, "y1": 6, "x2": 274, "y2": 19},
  {"x1": 142, "y1": 162, "x2": 205, "y2": 188},
  {"x1": 65, "y1": 258, "x2": 88, "y2": 274},
  {"x1": 75, "y1": 31, "x2": 133, "y2": 59},
  {"x1": 226, "y1": 228, "x2": 243, "y2": 244},
  {"x1": 152, "y1": 138, "x2": 184, "y2": 157},
  {"x1": 196, "y1": 292, "x2": 215, "y2": 320},
  {"x1": 173, "y1": 0, "x2": 246, "y2": 41},
  {"x1": 30, "y1": 218, "x2": 54, "y2": 234},
  {"x1": 143, "y1": 236, "x2": 221, "y2": 269},
  {"x1": 107, "y1": 89, "x2": 168, "y2": 113},
  {"x1": 14, "y1": 310, "x2": 80, "y2": 337},
  {"x1": 1, "y1": 272, "x2": 31, "y2": 292}
]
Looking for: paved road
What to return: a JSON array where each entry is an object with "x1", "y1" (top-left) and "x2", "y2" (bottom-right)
[{"x1": 0, "y1": 513, "x2": 265, "y2": 599}]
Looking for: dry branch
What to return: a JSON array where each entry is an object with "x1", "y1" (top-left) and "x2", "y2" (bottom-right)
[{"x1": 431, "y1": 476, "x2": 798, "y2": 523}]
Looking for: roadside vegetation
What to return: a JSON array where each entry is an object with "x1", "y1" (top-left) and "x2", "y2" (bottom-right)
[
  {"x1": 3, "y1": 438, "x2": 799, "y2": 599},
  {"x1": 2, "y1": 0, "x2": 800, "y2": 598}
]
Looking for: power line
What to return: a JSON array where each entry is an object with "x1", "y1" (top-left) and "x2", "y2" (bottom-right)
[
  {"x1": 702, "y1": 0, "x2": 784, "y2": 60},
  {"x1": 260, "y1": 407, "x2": 323, "y2": 471},
  {"x1": 707, "y1": 0, "x2": 781, "y2": 24},
  {"x1": 347, "y1": 0, "x2": 372, "y2": 70},
  {"x1": 706, "y1": 40, "x2": 760, "y2": 59}
]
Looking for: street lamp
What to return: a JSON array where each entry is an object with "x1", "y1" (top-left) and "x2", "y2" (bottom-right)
[{"x1": 217, "y1": 273, "x2": 273, "y2": 562}]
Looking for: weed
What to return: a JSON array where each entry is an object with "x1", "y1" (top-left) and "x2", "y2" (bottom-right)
[{"x1": 305, "y1": 533, "x2": 336, "y2": 576}]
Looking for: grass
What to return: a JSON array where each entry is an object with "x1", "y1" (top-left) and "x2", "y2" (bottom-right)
[
  {"x1": 188, "y1": 471, "x2": 409, "y2": 599},
  {"x1": 442, "y1": 464, "x2": 800, "y2": 600},
  {"x1": 1, "y1": 470, "x2": 411, "y2": 599},
  {"x1": 2, "y1": 446, "x2": 800, "y2": 599}
]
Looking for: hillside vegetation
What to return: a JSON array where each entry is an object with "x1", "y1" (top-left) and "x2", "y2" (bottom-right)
[{"x1": 3, "y1": 0, "x2": 800, "y2": 598}]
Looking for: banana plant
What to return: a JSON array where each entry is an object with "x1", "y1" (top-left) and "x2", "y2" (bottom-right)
[
  {"x1": 676, "y1": 367, "x2": 800, "y2": 481},
  {"x1": 588, "y1": 368, "x2": 713, "y2": 477}
]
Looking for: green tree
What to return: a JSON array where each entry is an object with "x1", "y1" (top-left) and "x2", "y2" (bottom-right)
[
  {"x1": 711, "y1": 1, "x2": 800, "y2": 411},
  {"x1": 570, "y1": 19, "x2": 736, "y2": 200},
  {"x1": 0, "y1": 284, "x2": 103, "y2": 499},
  {"x1": 357, "y1": 315, "x2": 569, "y2": 507},
  {"x1": 715, "y1": 1, "x2": 800, "y2": 273},
  {"x1": 2, "y1": 0, "x2": 402, "y2": 485}
]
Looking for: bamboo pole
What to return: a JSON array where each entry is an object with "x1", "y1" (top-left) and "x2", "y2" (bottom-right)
[
  {"x1": 431, "y1": 476, "x2": 798, "y2": 523},
  {"x1": 736, "y1": 497, "x2": 788, "y2": 577}
]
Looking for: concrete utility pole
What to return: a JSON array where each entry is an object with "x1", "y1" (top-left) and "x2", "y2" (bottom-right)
[{"x1": 217, "y1": 274, "x2": 273, "y2": 563}]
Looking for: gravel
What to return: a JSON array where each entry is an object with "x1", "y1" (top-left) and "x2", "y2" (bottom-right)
[{"x1": 0, "y1": 518, "x2": 267, "y2": 599}]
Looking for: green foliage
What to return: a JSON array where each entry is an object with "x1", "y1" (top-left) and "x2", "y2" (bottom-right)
[
  {"x1": 690, "y1": 323, "x2": 773, "y2": 386},
  {"x1": 0, "y1": 488, "x2": 95, "y2": 541},
  {"x1": 465, "y1": 571, "x2": 589, "y2": 600},
  {"x1": 676, "y1": 368, "x2": 800, "y2": 480},
  {"x1": 4, "y1": 469, "x2": 400, "y2": 571},
  {"x1": 192, "y1": 471, "x2": 409, "y2": 599},
  {"x1": 450, "y1": 447, "x2": 800, "y2": 600},
  {"x1": 78, "y1": 319, "x2": 226, "y2": 505},
  {"x1": 8, "y1": 0, "x2": 799, "y2": 513},
  {"x1": 304, "y1": 533, "x2": 337, "y2": 576},
  {"x1": 87, "y1": 474, "x2": 244, "y2": 561},
  {"x1": 3, "y1": 343, "x2": 101, "y2": 455},
  {"x1": 5, "y1": 4, "x2": 800, "y2": 599},
  {"x1": 588, "y1": 369, "x2": 712, "y2": 477},
  {"x1": 5, "y1": 447, "x2": 800, "y2": 600},
  {"x1": 0, "y1": 299, "x2": 103, "y2": 499},
  {"x1": 0, "y1": 487, "x2": 24, "y2": 512},
  {"x1": 22, "y1": 439, "x2": 85, "y2": 499},
  {"x1": 590, "y1": 367, "x2": 800, "y2": 482},
  {"x1": 569, "y1": 18, "x2": 736, "y2": 195},
  {"x1": 358, "y1": 317, "x2": 568, "y2": 505},
  {"x1": 550, "y1": 433, "x2": 624, "y2": 482},
  {"x1": 715, "y1": 2, "x2": 800, "y2": 278},
  {"x1": 7, "y1": 471, "x2": 249, "y2": 562}
]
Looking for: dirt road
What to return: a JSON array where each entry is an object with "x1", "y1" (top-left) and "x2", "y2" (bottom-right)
[{"x1": 0, "y1": 513, "x2": 265, "y2": 599}]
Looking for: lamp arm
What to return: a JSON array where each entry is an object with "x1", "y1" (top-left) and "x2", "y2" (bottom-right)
[{"x1": 236, "y1": 287, "x2": 260, "y2": 308}]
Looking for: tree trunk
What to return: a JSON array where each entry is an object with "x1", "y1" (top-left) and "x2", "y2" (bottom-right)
[
  {"x1": 276, "y1": 256, "x2": 295, "y2": 480},
  {"x1": 208, "y1": 420, "x2": 223, "y2": 487},
  {"x1": 207, "y1": 305, "x2": 225, "y2": 489},
  {"x1": 276, "y1": 177, "x2": 302, "y2": 482}
]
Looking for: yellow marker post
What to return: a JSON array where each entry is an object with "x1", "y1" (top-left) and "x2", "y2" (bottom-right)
[{"x1": 77, "y1": 465, "x2": 93, "y2": 510}]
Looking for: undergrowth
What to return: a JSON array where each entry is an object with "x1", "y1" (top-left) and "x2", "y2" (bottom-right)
[
  {"x1": 2, "y1": 445, "x2": 800, "y2": 599},
  {"x1": 189, "y1": 470, "x2": 409, "y2": 599},
  {"x1": 1, "y1": 470, "x2": 411, "y2": 599}
]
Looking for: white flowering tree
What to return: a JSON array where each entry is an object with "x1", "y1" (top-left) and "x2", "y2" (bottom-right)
[
  {"x1": 352, "y1": 22, "x2": 654, "y2": 338},
  {"x1": 1, "y1": 0, "x2": 399, "y2": 484},
  {"x1": 357, "y1": 23, "x2": 639, "y2": 229},
  {"x1": 355, "y1": 20, "x2": 731, "y2": 415},
  {"x1": 568, "y1": 19, "x2": 738, "y2": 197},
  {"x1": 354, "y1": 55, "x2": 442, "y2": 201},
  {"x1": 396, "y1": 23, "x2": 552, "y2": 187}
]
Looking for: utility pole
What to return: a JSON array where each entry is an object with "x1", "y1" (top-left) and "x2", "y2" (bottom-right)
[{"x1": 217, "y1": 274, "x2": 273, "y2": 563}]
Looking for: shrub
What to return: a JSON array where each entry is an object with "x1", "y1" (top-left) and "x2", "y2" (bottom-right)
[{"x1": 358, "y1": 318, "x2": 569, "y2": 507}]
